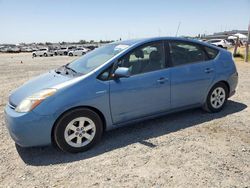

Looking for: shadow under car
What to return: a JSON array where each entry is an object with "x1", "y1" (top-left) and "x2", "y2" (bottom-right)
[{"x1": 16, "y1": 100, "x2": 247, "y2": 166}]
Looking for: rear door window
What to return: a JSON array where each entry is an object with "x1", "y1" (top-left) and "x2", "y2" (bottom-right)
[{"x1": 169, "y1": 41, "x2": 206, "y2": 66}]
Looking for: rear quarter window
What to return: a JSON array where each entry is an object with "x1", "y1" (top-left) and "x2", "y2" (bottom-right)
[{"x1": 204, "y1": 46, "x2": 219, "y2": 59}]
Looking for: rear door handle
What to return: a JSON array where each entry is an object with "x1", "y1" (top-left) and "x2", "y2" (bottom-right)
[
  {"x1": 204, "y1": 68, "x2": 214, "y2": 73},
  {"x1": 157, "y1": 77, "x2": 168, "y2": 84}
]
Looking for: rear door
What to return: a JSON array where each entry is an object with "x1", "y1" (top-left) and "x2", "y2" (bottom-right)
[
  {"x1": 109, "y1": 41, "x2": 171, "y2": 124},
  {"x1": 167, "y1": 40, "x2": 215, "y2": 109}
]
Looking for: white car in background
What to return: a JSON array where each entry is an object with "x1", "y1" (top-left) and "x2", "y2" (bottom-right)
[
  {"x1": 21, "y1": 47, "x2": 33, "y2": 52},
  {"x1": 206, "y1": 39, "x2": 231, "y2": 49},
  {"x1": 54, "y1": 46, "x2": 77, "y2": 56},
  {"x1": 68, "y1": 47, "x2": 89, "y2": 56},
  {"x1": 32, "y1": 49, "x2": 54, "y2": 57},
  {"x1": 54, "y1": 47, "x2": 67, "y2": 56}
]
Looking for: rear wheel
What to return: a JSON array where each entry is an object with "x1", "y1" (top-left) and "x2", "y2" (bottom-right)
[
  {"x1": 44, "y1": 53, "x2": 48, "y2": 57},
  {"x1": 69, "y1": 52, "x2": 73, "y2": 56},
  {"x1": 82, "y1": 52, "x2": 86, "y2": 56},
  {"x1": 53, "y1": 108, "x2": 103, "y2": 153},
  {"x1": 32, "y1": 53, "x2": 36, "y2": 57},
  {"x1": 204, "y1": 82, "x2": 228, "y2": 113}
]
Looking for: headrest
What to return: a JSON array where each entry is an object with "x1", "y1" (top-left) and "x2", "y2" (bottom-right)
[
  {"x1": 134, "y1": 49, "x2": 144, "y2": 58},
  {"x1": 149, "y1": 51, "x2": 161, "y2": 61}
]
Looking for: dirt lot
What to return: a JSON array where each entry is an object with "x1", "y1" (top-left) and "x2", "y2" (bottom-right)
[{"x1": 0, "y1": 52, "x2": 249, "y2": 188}]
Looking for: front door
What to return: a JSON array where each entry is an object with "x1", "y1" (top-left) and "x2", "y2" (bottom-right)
[{"x1": 109, "y1": 41, "x2": 171, "y2": 124}]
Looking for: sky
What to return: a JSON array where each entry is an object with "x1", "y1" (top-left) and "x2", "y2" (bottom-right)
[{"x1": 0, "y1": 0, "x2": 249, "y2": 44}]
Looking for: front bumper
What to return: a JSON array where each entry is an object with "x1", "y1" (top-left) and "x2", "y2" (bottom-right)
[{"x1": 4, "y1": 104, "x2": 55, "y2": 147}]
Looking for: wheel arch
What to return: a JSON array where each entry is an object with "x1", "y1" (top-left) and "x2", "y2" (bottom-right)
[
  {"x1": 51, "y1": 105, "x2": 107, "y2": 145},
  {"x1": 218, "y1": 80, "x2": 230, "y2": 94}
]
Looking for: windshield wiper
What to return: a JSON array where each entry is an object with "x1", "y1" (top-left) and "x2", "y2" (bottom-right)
[{"x1": 65, "y1": 64, "x2": 77, "y2": 74}]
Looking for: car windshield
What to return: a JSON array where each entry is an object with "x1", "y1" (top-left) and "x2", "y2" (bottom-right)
[{"x1": 67, "y1": 43, "x2": 130, "y2": 74}]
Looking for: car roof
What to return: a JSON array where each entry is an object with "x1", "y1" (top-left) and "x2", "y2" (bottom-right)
[
  {"x1": 116, "y1": 37, "x2": 182, "y2": 46},
  {"x1": 114, "y1": 36, "x2": 222, "y2": 51}
]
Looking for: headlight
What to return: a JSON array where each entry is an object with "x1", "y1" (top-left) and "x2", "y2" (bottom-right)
[{"x1": 15, "y1": 88, "x2": 57, "y2": 113}]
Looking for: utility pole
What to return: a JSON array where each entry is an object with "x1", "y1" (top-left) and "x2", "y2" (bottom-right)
[{"x1": 244, "y1": 22, "x2": 250, "y2": 62}]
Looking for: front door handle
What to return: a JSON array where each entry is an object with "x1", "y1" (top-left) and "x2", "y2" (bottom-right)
[
  {"x1": 157, "y1": 77, "x2": 168, "y2": 84},
  {"x1": 204, "y1": 68, "x2": 214, "y2": 73}
]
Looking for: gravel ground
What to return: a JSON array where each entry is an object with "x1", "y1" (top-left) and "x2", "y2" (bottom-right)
[{"x1": 0, "y1": 53, "x2": 249, "y2": 188}]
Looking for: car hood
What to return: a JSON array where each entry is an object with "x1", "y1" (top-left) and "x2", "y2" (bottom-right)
[{"x1": 9, "y1": 70, "x2": 73, "y2": 106}]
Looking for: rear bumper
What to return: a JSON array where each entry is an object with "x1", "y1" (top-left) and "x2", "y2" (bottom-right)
[
  {"x1": 229, "y1": 90, "x2": 236, "y2": 98},
  {"x1": 4, "y1": 104, "x2": 55, "y2": 147},
  {"x1": 228, "y1": 71, "x2": 238, "y2": 98}
]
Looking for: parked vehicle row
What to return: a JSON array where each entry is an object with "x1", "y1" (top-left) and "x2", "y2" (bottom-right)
[
  {"x1": 32, "y1": 46, "x2": 92, "y2": 57},
  {"x1": 0, "y1": 46, "x2": 37, "y2": 53}
]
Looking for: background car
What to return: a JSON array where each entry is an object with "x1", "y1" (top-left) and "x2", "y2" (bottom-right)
[
  {"x1": 68, "y1": 47, "x2": 89, "y2": 56},
  {"x1": 20, "y1": 47, "x2": 33, "y2": 52},
  {"x1": 205, "y1": 39, "x2": 231, "y2": 49},
  {"x1": 32, "y1": 49, "x2": 54, "y2": 57},
  {"x1": 54, "y1": 47, "x2": 67, "y2": 56},
  {"x1": 86, "y1": 45, "x2": 98, "y2": 50}
]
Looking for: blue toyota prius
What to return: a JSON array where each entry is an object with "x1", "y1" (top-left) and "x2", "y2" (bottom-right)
[{"x1": 4, "y1": 37, "x2": 238, "y2": 153}]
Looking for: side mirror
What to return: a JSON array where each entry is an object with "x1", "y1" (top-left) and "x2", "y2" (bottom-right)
[{"x1": 114, "y1": 67, "x2": 130, "y2": 78}]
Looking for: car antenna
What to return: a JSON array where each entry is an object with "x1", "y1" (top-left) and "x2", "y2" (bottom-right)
[{"x1": 175, "y1": 21, "x2": 181, "y2": 37}]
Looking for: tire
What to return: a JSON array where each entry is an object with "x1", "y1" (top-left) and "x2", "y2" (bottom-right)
[
  {"x1": 69, "y1": 53, "x2": 73, "y2": 56},
  {"x1": 82, "y1": 52, "x2": 86, "y2": 56},
  {"x1": 32, "y1": 53, "x2": 37, "y2": 57},
  {"x1": 44, "y1": 53, "x2": 48, "y2": 57},
  {"x1": 64, "y1": 51, "x2": 68, "y2": 55},
  {"x1": 54, "y1": 52, "x2": 58, "y2": 56},
  {"x1": 203, "y1": 82, "x2": 229, "y2": 113},
  {"x1": 53, "y1": 108, "x2": 103, "y2": 153}
]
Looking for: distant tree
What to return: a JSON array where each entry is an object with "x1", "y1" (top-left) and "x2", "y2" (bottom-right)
[
  {"x1": 90, "y1": 40, "x2": 94, "y2": 43},
  {"x1": 79, "y1": 40, "x2": 87, "y2": 44},
  {"x1": 45, "y1": 42, "x2": 52, "y2": 45}
]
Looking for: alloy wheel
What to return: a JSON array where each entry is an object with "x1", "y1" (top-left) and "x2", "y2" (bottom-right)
[
  {"x1": 64, "y1": 117, "x2": 96, "y2": 148},
  {"x1": 210, "y1": 87, "x2": 226, "y2": 109}
]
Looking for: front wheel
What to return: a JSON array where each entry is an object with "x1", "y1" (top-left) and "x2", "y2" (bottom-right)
[
  {"x1": 203, "y1": 82, "x2": 228, "y2": 113},
  {"x1": 53, "y1": 108, "x2": 103, "y2": 153}
]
